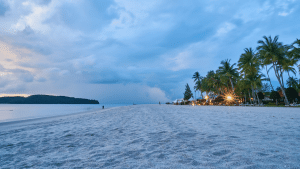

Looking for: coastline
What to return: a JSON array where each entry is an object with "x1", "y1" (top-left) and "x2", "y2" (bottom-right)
[
  {"x1": 0, "y1": 104, "x2": 130, "y2": 125},
  {"x1": 0, "y1": 105, "x2": 127, "y2": 130}
]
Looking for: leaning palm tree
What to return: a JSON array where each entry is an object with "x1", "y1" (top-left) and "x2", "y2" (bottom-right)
[
  {"x1": 257, "y1": 35, "x2": 289, "y2": 105},
  {"x1": 216, "y1": 59, "x2": 239, "y2": 92}
]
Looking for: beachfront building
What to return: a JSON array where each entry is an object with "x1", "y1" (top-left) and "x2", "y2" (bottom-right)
[{"x1": 173, "y1": 98, "x2": 183, "y2": 105}]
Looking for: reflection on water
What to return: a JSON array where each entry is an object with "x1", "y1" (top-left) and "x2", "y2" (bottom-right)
[{"x1": 0, "y1": 104, "x2": 129, "y2": 123}]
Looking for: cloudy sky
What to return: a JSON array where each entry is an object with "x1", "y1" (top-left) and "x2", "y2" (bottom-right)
[{"x1": 0, "y1": 0, "x2": 299, "y2": 103}]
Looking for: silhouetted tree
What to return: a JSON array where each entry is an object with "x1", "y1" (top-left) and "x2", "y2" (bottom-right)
[
  {"x1": 270, "y1": 91, "x2": 281, "y2": 105},
  {"x1": 285, "y1": 87, "x2": 298, "y2": 103},
  {"x1": 183, "y1": 83, "x2": 193, "y2": 101}
]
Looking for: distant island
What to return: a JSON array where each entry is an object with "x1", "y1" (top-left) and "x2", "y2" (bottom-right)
[{"x1": 0, "y1": 95, "x2": 99, "y2": 104}]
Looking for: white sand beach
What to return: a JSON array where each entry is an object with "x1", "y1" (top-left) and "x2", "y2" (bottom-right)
[{"x1": 1, "y1": 105, "x2": 300, "y2": 168}]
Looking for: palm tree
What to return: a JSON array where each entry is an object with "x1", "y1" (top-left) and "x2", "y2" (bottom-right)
[
  {"x1": 251, "y1": 73, "x2": 266, "y2": 104},
  {"x1": 235, "y1": 78, "x2": 251, "y2": 104},
  {"x1": 194, "y1": 80, "x2": 203, "y2": 99},
  {"x1": 281, "y1": 45, "x2": 297, "y2": 78},
  {"x1": 286, "y1": 77, "x2": 298, "y2": 89},
  {"x1": 192, "y1": 71, "x2": 202, "y2": 99},
  {"x1": 257, "y1": 35, "x2": 289, "y2": 105},
  {"x1": 238, "y1": 47, "x2": 262, "y2": 104},
  {"x1": 216, "y1": 59, "x2": 239, "y2": 92},
  {"x1": 192, "y1": 72, "x2": 201, "y2": 82},
  {"x1": 290, "y1": 39, "x2": 300, "y2": 74},
  {"x1": 238, "y1": 48, "x2": 260, "y2": 76},
  {"x1": 282, "y1": 63, "x2": 297, "y2": 77},
  {"x1": 261, "y1": 64, "x2": 274, "y2": 91},
  {"x1": 291, "y1": 39, "x2": 300, "y2": 58},
  {"x1": 201, "y1": 71, "x2": 216, "y2": 97}
]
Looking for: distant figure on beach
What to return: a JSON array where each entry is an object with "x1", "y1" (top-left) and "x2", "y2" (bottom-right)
[
  {"x1": 159, "y1": 101, "x2": 161, "y2": 105},
  {"x1": 102, "y1": 106, "x2": 104, "y2": 109}
]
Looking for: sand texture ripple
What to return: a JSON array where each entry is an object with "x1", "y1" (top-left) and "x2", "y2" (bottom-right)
[{"x1": 1, "y1": 105, "x2": 300, "y2": 168}]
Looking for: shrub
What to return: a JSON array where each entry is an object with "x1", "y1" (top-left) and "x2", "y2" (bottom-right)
[
  {"x1": 263, "y1": 101, "x2": 272, "y2": 104},
  {"x1": 267, "y1": 102, "x2": 276, "y2": 105},
  {"x1": 214, "y1": 96, "x2": 224, "y2": 103},
  {"x1": 185, "y1": 101, "x2": 190, "y2": 105},
  {"x1": 285, "y1": 87, "x2": 298, "y2": 103},
  {"x1": 270, "y1": 91, "x2": 280, "y2": 102},
  {"x1": 257, "y1": 92, "x2": 264, "y2": 100}
]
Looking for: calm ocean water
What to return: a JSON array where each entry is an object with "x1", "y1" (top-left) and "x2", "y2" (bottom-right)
[{"x1": 0, "y1": 104, "x2": 130, "y2": 123}]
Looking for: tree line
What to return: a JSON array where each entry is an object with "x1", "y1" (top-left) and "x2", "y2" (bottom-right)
[
  {"x1": 0, "y1": 95, "x2": 99, "y2": 104},
  {"x1": 188, "y1": 35, "x2": 300, "y2": 105}
]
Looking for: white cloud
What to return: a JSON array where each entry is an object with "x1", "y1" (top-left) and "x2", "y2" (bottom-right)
[
  {"x1": 233, "y1": 0, "x2": 298, "y2": 22},
  {"x1": 234, "y1": 1, "x2": 275, "y2": 23},
  {"x1": 278, "y1": 8, "x2": 294, "y2": 16},
  {"x1": 146, "y1": 86, "x2": 170, "y2": 103},
  {"x1": 161, "y1": 39, "x2": 219, "y2": 72},
  {"x1": 12, "y1": 1, "x2": 55, "y2": 33},
  {"x1": 167, "y1": 51, "x2": 192, "y2": 71},
  {"x1": 98, "y1": 0, "x2": 174, "y2": 41},
  {"x1": 214, "y1": 22, "x2": 236, "y2": 37}
]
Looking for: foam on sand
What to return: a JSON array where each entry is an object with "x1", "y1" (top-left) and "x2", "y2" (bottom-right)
[{"x1": 0, "y1": 105, "x2": 299, "y2": 168}]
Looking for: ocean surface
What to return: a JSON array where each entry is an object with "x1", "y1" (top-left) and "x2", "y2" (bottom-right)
[{"x1": 0, "y1": 104, "x2": 130, "y2": 123}]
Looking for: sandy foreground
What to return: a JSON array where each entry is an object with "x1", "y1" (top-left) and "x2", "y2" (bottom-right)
[{"x1": 0, "y1": 105, "x2": 299, "y2": 168}]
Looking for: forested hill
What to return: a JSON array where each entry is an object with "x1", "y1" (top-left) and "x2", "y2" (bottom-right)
[{"x1": 0, "y1": 95, "x2": 99, "y2": 104}]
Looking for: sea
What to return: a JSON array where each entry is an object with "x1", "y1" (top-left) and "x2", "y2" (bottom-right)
[{"x1": 0, "y1": 104, "x2": 130, "y2": 123}]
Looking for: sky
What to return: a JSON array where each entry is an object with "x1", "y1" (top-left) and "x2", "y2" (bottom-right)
[{"x1": 0, "y1": 0, "x2": 299, "y2": 103}]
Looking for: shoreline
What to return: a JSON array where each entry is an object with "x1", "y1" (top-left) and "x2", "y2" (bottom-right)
[
  {"x1": 0, "y1": 104, "x2": 131, "y2": 126},
  {"x1": 0, "y1": 105, "x2": 129, "y2": 129}
]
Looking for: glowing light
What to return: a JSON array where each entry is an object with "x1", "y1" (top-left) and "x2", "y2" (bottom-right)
[
  {"x1": 205, "y1": 96, "x2": 208, "y2": 99},
  {"x1": 227, "y1": 96, "x2": 232, "y2": 100}
]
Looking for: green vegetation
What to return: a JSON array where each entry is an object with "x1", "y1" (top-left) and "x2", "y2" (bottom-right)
[
  {"x1": 187, "y1": 35, "x2": 300, "y2": 106},
  {"x1": 183, "y1": 83, "x2": 193, "y2": 101},
  {"x1": 0, "y1": 95, "x2": 99, "y2": 104},
  {"x1": 285, "y1": 87, "x2": 298, "y2": 103}
]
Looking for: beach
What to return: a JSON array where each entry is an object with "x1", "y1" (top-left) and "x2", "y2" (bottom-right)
[{"x1": 1, "y1": 105, "x2": 299, "y2": 168}]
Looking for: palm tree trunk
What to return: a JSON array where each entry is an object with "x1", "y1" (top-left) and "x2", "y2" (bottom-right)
[
  {"x1": 255, "y1": 88, "x2": 260, "y2": 104},
  {"x1": 280, "y1": 70, "x2": 284, "y2": 87},
  {"x1": 248, "y1": 90, "x2": 252, "y2": 104},
  {"x1": 265, "y1": 66, "x2": 274, "y2": 91},
  {"x1": 272, "y1": 62, "x2": 289, "y2": 105},
  {"x1": 251, "y1": 84, "x2": 256, "y2": 104},
  {"x1": 229, "y1": 78, "x2": 234, "y2": 92}
]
